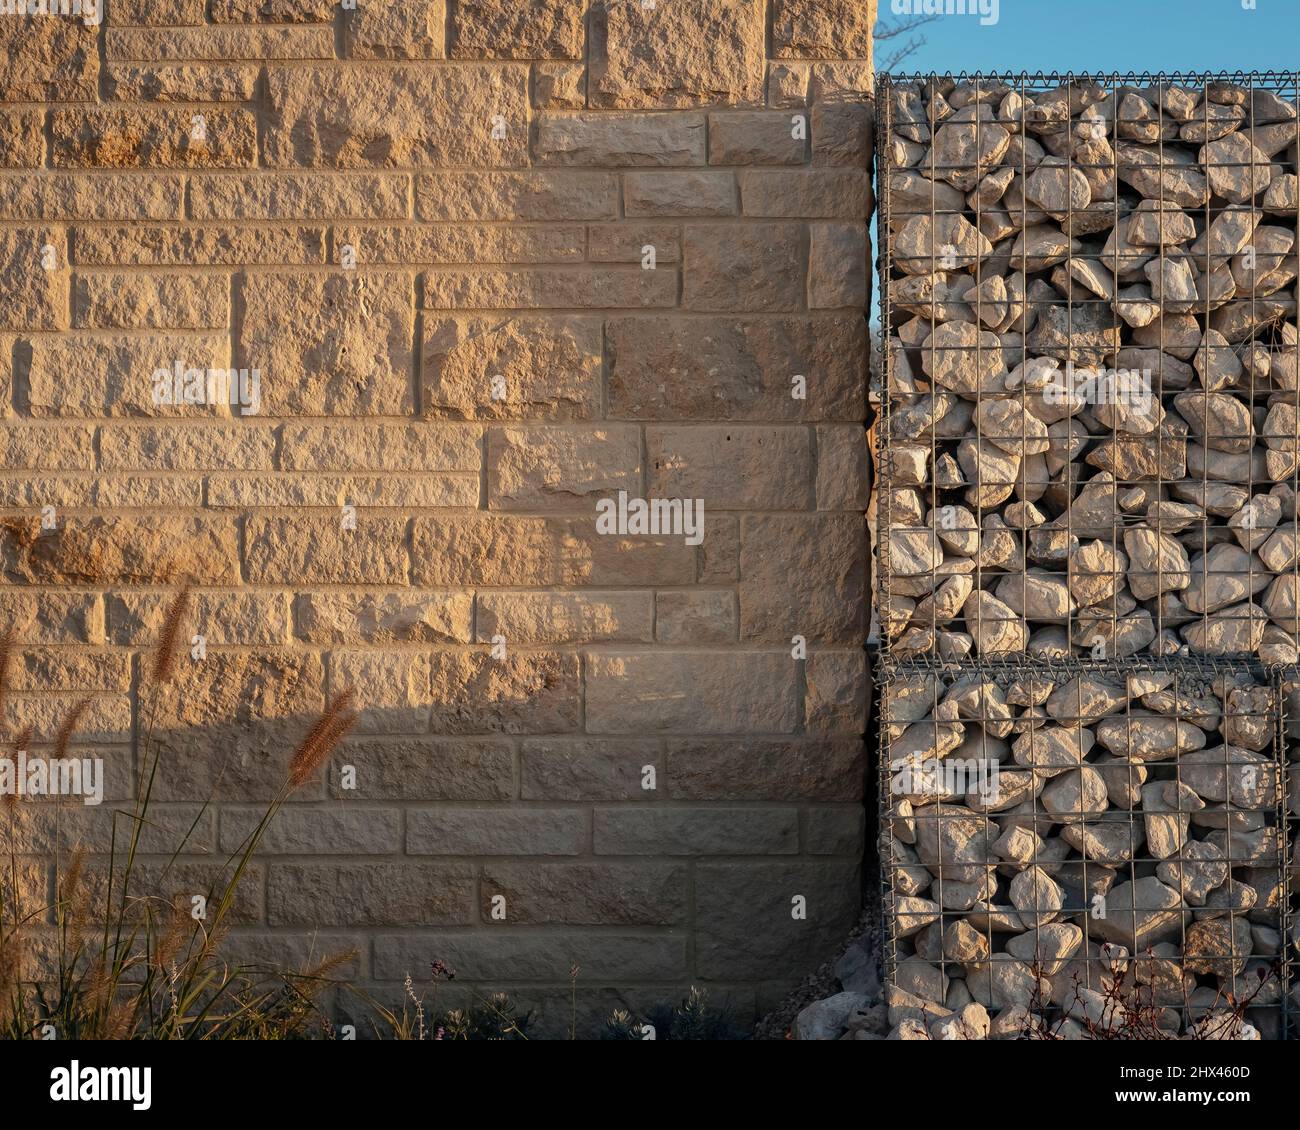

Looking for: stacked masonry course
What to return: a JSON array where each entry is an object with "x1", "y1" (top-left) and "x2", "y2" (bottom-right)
[
  {"x1": 876, "y1": 73, "x2": 1300, "y2": 1042},
  {"x1": 0, "y1": 1, "x2": 875, "y2": 1034}
]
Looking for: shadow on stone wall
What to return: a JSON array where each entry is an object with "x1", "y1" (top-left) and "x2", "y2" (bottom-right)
[{"x1": 0, "y1": 590, "x2": 864, "y2": 1037}]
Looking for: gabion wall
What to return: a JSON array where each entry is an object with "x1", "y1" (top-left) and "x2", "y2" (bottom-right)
[{"x1": 876, "y1": 71, "x2": 1298, "y2": 1041}]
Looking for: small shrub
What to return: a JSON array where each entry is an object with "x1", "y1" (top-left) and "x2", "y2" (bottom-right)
[
  {"x1": 365, "y1": 964, "x2": 532, "y2": 1040},
  {"x1": 602, "y1": 987, "x2": 746, "y2": 1041}
]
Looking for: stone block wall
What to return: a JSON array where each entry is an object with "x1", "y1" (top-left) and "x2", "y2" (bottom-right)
[{"x1": 0, "y1": 1, "x2": 874, "y2": 1033}]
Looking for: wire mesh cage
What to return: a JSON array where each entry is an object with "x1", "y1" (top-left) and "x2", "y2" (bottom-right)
[
  {"x1": 878, "y1": 655, "x2": 1292, "y2": 1039},
  {"x1": 876, "y1": 72, "x2": 1300, "y2": 664}
]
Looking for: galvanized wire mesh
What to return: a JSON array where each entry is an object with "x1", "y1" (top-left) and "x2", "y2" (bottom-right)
[
  {"x1": 877, "y1": 654, "x2": 1292, "y2": 1038},
  {"x1": 877, "y1": 71, "x2": 1300, "y2": 665},
  {"x1": 874, "y1": 72, "x2": 1300, "y2": 1039}
]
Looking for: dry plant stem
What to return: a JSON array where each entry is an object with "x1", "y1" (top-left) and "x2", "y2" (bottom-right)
[{"x1": 0, "y1": 586, "x2": 361, "y2": 1038}]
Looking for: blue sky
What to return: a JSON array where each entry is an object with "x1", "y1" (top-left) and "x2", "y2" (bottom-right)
[{"x1": 878, "y1": 0, "x2": 1300, "y2": 76}]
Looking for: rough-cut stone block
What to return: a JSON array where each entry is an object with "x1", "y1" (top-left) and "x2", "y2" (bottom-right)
[
  {"x1": 809, "y1": 222, "x2": 869, "y2": 309},
  {"x1": 589, "y1": 0, "x2": 764, "y2": 109},
  {"x1": 329, "y1": 737, "x2": 512, "y2": 801},
  {"x1": 423, "y1": 267, "x2": 675, "y2": 309},
  {"x1": 416, "y1": 172, "x2": 618, "y2": 221},
  {"x1": 805, "y1": 650, "x2": 867, "y2": 734},
  {"x1": 477, "y1": 591, "x2": 654, "y2": 644},
  {"x1": 215, "y1": 935, "x2": 364, "y2": 980},
  {"x1": 23, "y1": 333, "x2": 232, "y2": 417},
  {"x1": 694, "y1": 861, "x2": 862, "y2": 978},
  {"x1": 647, "y1": 425, "x2": 813, "y2": 509},
  {"x1": 297, "y1": 591, "x2": 473, "y2": 644},
  {"x1": 667, "y1": 738, "x2": 864, "y2": 800},
  {"x1": 480, "y1": 862, "x2": 688, "y2": 925},
  {"x1": 536, "y1": 113, "x2": 706, "y2": 166},
  {"x1": 148, "y1": 709, "x2": 322, "y2": 800},
  {"x1": 520, "y1": 738, "x2": 663, "y2": 800},
  {"x1": 533, "y1": 62, "x2": 586, "y2": 109},
  {"x1": 52, "y1": 108, "x2": 258, "y2": 168},
  {"x1": 709, "y1": 112, "x2": 808, "y2": 166},
  {"x1": 332, "y1": 650, "x2": 433, "y2": 734},
  {"x1": 739, "y1": 514, "x2": 866, "y2": 643},
  {"x1": 280, "y1": 423, "x2": 479, "y2": 472},
  {"x1": 209, "y1": 0, "x2": 335, "y2": 20},
  {"x1": 236, "y1": 272, "x2": 414, "y2": 415},
  {"x1": 655, "y1": 590, "x2": 737, "y2": 644},
  {"x1": 813, "y1": 102, "x2": 873, "y2": 167},
  {"x1": 99, "y1": 424, "x2": 276, "y2": 471},
  {"x1": 423, "y1": 316, "x2": 603, "y2": 420},
  {"x1": 221, "y1": 807, "x2": 402, "y2": 854},
  {"x1": 0, "y1": 476, "x2": 88, "y2": 509},
  {"x1": 408, "y1": 809, "x2": 586, "y2": 855},
  {"x1": 809, "y1": 62, "x2": 874, "y2": 104},
  {"x1": 17, "y1": 804, "x2": 210, "y2": 855},
  {"x1": 608, "y1": 315, "x2": 866, "y2": 421},
  {"x1": 152, "y1": 649, "x2": 324, "y2": 731},
  {"x1": 426, "y1": 651, "x2": 581, "y2": 735},
  {"x1": 683, "y1": 223, "x2": 804, "y2": 311},
  {"x1": 741, "y1": 170, "x2": 871, "y2": 218},
  {"x1": 268, "y1": 864, "x2": 477, "y2": 926},
  {"x1": 816, "y1": 425, "x2": 870, "y2": 511},
  {"x1": 264, "y1": 65, "x2": 529, "y2": 167},
  {"x1": 226, "y1": 470, "x2": 455, "y2": 507},
  {"x1": 106, "y1": 27, "x2": 335, "y2": 61},
  {"x1": 191, "y1": 174, "x2": 409, "y2": 219},
  {"x1": 110, "y1": 0, "x2": 206, "y2": 23},
  {"x1": 806, "y1": 808, "x2": 866, "y2": 855},
  {"x1": 450, "y1": 0, "x2": 583, "y2": 60},
  {"x1": 772, "y1": 0, "x2": 876, "y2": 60},
  {"x1": 73, "y1": 273, "x2": 229, "y2": 329},
  {"x1": 586, "y1": 652, "x2": 800, "y2": 734},
  {"x1": 374, "y1": 932, "x2": 687, "y2": 982},
  {"x1": 0, "y1": 110, "x2": 45, "y2": 166},
  {"x1": 85, "y1": 862, "x2": 264, "y2": 926},
  {"x1": 624, "y1": 170, "x2": 737, "y2": 216},
  {"x1": 0, "y1": 174, "x2": 184, "y2": 221},
  {"x1": 107, "y1": 590, "x2": 289, "y2": 646},
  {"x1": 0, "y1": 590, "x2": 101, "y2": 644},
  {"x1": 72, "y1": 226, "x2": 327, "y2": 266},
  {"x1": 3, "y1": 694, "x2": 130, "y2": 745},
  {"x1": 487, "y1": 426, "x2": 642, "y2": 510},
  {"x1": 0, "y1": 423, "x2": 93, "y2": 470},
  {"x1": 0, "y1": 229, "x2": 68, "y2": 331},
  {"x1": 594, "y1": 808, "x2": 799, "y2": 855},
  {"x1": 0, "y1": 12, "x2": 99, "y2": 100},
  {"x1": 245, "y1": 515, "x2": 410, "y2": 584},
  {"x1": 105, "y1": 65, "x2": 260, "y2": 102},
  {"x1": 767, "y1": 61, "x2": 810, "y2": 107},
  {"x1": 335, "y1": 224, "x2": 584, "y2": 265},
  {"x1": 587, "y1": 222, "x2": 681, "y2": 263},
  {"x1": 92, "y1": 477, "x2": 201, "y2": 509},
  {"x1": 10, "y1": 648, "x2": 129, "y2": 691},
  {"x1": 345, "y1": 0, "x2": 445, "y2": 59},
  {"x1": 413, "y1": 515, "x2": 697, "y2": 587}
]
